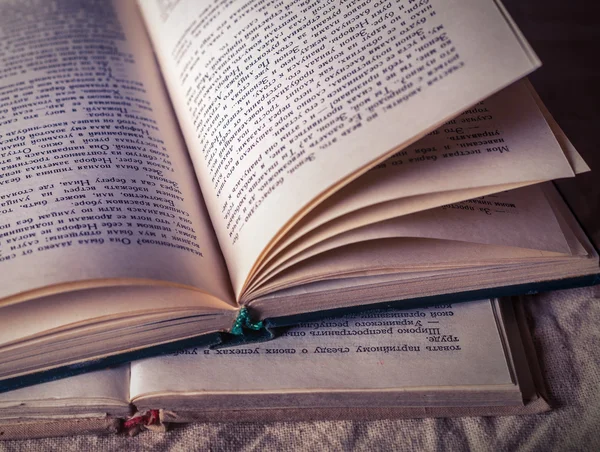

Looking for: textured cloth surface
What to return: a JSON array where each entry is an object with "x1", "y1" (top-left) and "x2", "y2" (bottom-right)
[{"x1": 1, "y1": 0, "x2": 599, "y2": 450}]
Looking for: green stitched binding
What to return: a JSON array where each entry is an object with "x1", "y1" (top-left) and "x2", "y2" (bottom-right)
[{"x1": 230, "y1": 307, "x2": 264, "y2": 336}]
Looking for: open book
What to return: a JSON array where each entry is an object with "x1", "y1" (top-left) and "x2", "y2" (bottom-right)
[
  {"x1": 0, "y1": 298, "x2": 550, "y2": 439},
  {"x1": 0, "y1": 0, "x2": 598, "y2": 389}
]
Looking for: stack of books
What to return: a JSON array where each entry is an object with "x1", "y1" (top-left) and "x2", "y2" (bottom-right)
[{"x1": 0, "y1": 0, "x2": 597, "y2": 437}]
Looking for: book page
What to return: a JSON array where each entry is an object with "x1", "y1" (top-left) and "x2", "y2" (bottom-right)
[
  {"x1": 251, "y1": 181, "x2": 536, "y2": 285},
  {"x1": 250, "y1": 185, "x2": 572, "y2": 291},
  {"x1": 0, "y1": 0, "x2": 232, "y2": 304},
  {"x1": 138, "y1": 0, "x2": 571, "y2": 298},
  {"x1": 254, "y1": 81, "x2": 579, "y2": 279},
  {"x1": 250, "y1": 239, "x2": 568, "y2": 299},
  {"x1": 130, "y1": 300, "x2": 514, "y2": 403},
  {"x1": 0, "y1": 366, "x2": 130, "y2": 417},
  {"x1": 0, "y1": 286, "x2": 233, "y2": 348},
  {"x1": 266, "y1": 81, "x2": 580, "y2": 257},
  {"x1": 525, "y1": 80, "x2": 590, "y2": 174}
]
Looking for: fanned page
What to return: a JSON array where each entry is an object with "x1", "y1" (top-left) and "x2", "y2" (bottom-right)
[
  {"x1": 0, "y1": 0, "x2": 232, "y2": 306},
  {"x1": 138, "y1": 0, "x2": 555, "y2": 299},
  {"x1": 247, "y1": 184, "x2": 574, "y2": 297},
  {"x1": 130, "y1": 299, "x2": 521, "y2": 409},
  {"x1": 0, "y1": 286, "x2": 233, "y2": 382},
  {"x1": 249, "y1": 80, "x2": 583, "y2": 288},
  {"x1": 246, "y1": 184, "x2": 599, "y2": 320}
]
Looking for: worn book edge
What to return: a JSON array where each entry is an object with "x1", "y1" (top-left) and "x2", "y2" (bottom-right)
[
  {"x1": 2, "y1": 273, "x2": 599, "y2": 395},
  {"x1": 0, "y1": 417, "x2": 121, "y2": 440}
]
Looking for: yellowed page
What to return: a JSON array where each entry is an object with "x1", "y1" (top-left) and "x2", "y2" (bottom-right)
[
  {"x1": 130, "y1": 300, "x2": 514, "y2": 402},
  {"x1": 0, "y1": 285, "x2": 238, "y2": 381},
  {"x1": 249, "y1": 181, "x2": 535, "y2": 289},
  {"x1": 525, "y1": 80, "x2": 590, "y2": 174},
  {"x1": 250, "y1": 185, "x2": 572, "y2": 290},
  {"x1": 138, "y1": 0, "x2": 561, "y2": 299},
  {"x1": 247, "y1": 184, "x2": 598, "y2": 313},
  {"x1": 265, "y1": 81, "x2": 580, "y2": 258},
  {"x1": 0, "y1": 286, "x2": 233, "y2": 347},
  {"x1": 254, "y1": 80, "x2": 576, "y2": 279},
  {"x1": 249, "y1": 238, "x2": 569, "y2": 299},
  {"x1": 0, "y1": 0, "x2": 232, "y2": 304},
  {"x1": 0, "y1": 366, "x2": 130, "y2": 417}
]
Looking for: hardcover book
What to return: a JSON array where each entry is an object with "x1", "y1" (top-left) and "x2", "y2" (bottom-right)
[
  {"x1": 0, "y1": 298, "x2": 550, "y2": 439},
  {"x1": 0, "y1": 0, "x2": 598, "y2": 390}
]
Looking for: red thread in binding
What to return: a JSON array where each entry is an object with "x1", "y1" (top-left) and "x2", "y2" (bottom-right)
[{"x1": 124, "y1": 410, "x2": 160, "y2": 429}]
